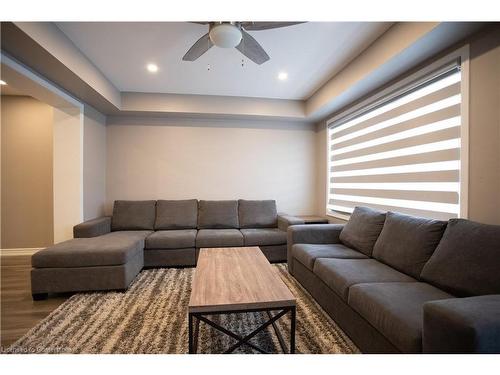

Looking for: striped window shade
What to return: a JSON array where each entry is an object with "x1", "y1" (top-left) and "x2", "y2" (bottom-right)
[{"x1": 327, "y1": 63, "x2": 465, "y2": 221}]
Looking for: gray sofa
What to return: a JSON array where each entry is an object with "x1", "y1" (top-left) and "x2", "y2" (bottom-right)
[
  {"x1": 31, "y1": 199, "x2": 303, "y2": 299},
  {"x1": 288, "y1": 206, "x2": 500, "y2": 354}
]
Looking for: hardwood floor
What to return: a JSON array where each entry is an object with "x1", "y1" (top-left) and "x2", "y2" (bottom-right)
[{"x1": 1, "y1": 254, "x2": 68, "y2": 349}]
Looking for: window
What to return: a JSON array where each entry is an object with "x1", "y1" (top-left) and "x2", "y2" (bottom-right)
[{"x1": 327, "y1": 50, "x2": 469, "y2": 221}]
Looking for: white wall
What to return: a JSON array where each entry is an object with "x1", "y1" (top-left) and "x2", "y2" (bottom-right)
[
  {"x1": 106, "y1": 117, "x2": 317, "y2": 215},
  {"x1": 53, "y1": 106, "x2": 83, "y2": 243},
  {"x1": 1, "y1": 96, "x2": 54, "y2": 248},
  {"x1": 467, "y1": 28, "x2": 500, "y2": 224},
  {"x1": 83, "y1": 105, "x2": 107, "y2": 220},
  {"x1": 314, "y1": 123, "x2": 329, "y2": 219}
]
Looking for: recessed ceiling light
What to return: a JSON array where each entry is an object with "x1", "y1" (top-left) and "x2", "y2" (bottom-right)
[
  {"x1": 0, "y1": 80, "x2": 6, "y2": 85},
  {"x1": 278, "y1": 72, "x2": 288, "y2": 81},
  {"x1": 146, "y1": 63, "x2": 158, "y2": 73}
]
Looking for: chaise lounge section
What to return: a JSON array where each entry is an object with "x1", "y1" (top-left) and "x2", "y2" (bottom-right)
[
  {"x1": 31, "y1": 199, "x2": 302, "y2": 299},
  {"x1": 31, "y1": 230, "x2": 150, "y2": 300},
  {"x1": 287, "y1": 207, "x2": 500, "y2": 354}
]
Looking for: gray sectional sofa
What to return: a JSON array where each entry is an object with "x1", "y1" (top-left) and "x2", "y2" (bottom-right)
[
  {"x1": 287, "y1": 206, "x2": 500, "y2": 353},
  {"x1": 31, "y1": 199, "x2": 303, "y2": 299}
]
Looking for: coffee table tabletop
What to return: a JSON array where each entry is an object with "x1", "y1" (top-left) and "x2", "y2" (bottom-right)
[{"x1": 189, "y1": 247, "x2": 296, "y2": 314}]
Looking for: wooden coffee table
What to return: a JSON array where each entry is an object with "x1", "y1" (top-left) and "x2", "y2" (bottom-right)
[{"x1": 188, "y1": 247, "x2": 296, "y2": 354}]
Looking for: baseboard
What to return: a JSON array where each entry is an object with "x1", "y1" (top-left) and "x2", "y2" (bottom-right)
[{"x1": 0, "y1": 248, "x2": 41, "y2": 256}]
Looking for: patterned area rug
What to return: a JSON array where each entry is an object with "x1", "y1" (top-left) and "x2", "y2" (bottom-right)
[{"x1": 5, "y1": 264, "x2": 358, "y2": 354}]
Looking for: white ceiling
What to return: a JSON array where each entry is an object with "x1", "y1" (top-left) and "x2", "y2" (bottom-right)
[{"x1": 56, "y1": 22, "x2": 392, "y2": 100}]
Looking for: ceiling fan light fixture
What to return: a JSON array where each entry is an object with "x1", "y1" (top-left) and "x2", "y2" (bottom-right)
[{"x1": 209, "y1": 24, "x2": 242, "y2": 48}]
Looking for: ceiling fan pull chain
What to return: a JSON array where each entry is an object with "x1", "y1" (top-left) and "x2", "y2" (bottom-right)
[
  {"x1": 241, "y1": 37, "x2": 245, "y2": 67},
  {"x1": 207, "y1": 37, "x2": 211, "y2": 71}
]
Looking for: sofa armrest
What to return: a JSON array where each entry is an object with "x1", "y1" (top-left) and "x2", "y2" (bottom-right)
[
  {"x1": 423, "y1": 295, "x2": 500, "y2": 353},
  {"x1": 277, "y1": 214, "x2": 305, "y2": 231},
  {"x1": 73, "y1": 216, "x2": 112, "y2": 238},
  {"x1": 286, "y1": 224, "x2": 344, "y2": 274}
]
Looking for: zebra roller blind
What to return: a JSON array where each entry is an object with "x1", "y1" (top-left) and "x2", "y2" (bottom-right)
[{"x1": 327, "y1": 64, "x2": 464, "y2": 220}]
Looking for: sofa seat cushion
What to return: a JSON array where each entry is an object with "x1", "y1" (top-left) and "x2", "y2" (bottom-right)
[
  {"x1": 145, "y1": 229, "x2": 197, "y2": 249},
  {"x1": 111, "y1": 200, "x2": 157, "y2": 231},
  {"x1": 348, "y1": 282, "x2": 454, "y2": 353},
  {"x1": 423, "y1": 295, "x2": 500, "y2": 353},
  {"x1": 372, "y1": 211, "x2": 447, "y2": 279},
  {"x1": 155, "y1": 199, "x2": 198, "y2": 230},
  {"x1": 198, "y1": 200, "x2": 239, "y2": 229},
  {"x1": 32, "y1": 231, "x2": 152, "y2": 268},
  {"x1": 238, "y1": 200, "x2": 278, "y2": 228},
  {"x1": 240, "y1": 228, "x2": 286, "y2": 246},
  {"x1": 421, "y1": 218, "x2": 500, "y2": 297},
  {"x1": 292, "y1": 243, "x2": 368, "y2": 271},
  {"x1": 313, "y1": 258, "x2": 416, "y2": 301},
  {"x1": 196, "y1": 229, "x2": 244, "y2": 248},
  {"x1": 339, "y1": 206, "x2": 386, "y2": 256}
]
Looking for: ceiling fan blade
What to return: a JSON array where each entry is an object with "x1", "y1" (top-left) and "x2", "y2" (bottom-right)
[
  {"x1": 240, "y1": 22, "x2": 305, "y2": 31},
  {"x1": 182, "y1": 32, "x2": 213, "y2": 61},
  {"x1": 236, "y1": 29, "x2": 270, "y2": 65}
]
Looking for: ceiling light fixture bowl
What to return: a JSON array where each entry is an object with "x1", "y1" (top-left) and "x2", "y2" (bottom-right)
[{"x1": 209, "y1": 23, "x2": 242, "y2": 48}]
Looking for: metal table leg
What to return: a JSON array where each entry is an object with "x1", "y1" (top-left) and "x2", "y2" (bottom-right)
[{"x1": 290, "y1": 306, "x2": 296, "y2": 354}]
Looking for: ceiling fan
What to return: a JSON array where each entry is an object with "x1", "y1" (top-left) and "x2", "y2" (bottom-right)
[{"x1": 182, "y1": 22, "x2": 304, "y2": 65}]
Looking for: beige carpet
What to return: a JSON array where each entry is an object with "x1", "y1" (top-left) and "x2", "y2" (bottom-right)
[{"x1": 5, "y1": 264, "x2": 358, "y2": 354}]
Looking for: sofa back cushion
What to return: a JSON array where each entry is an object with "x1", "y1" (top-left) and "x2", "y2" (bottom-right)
[
  {"x1": 421, "y1": 218, "x2": 500, "y2": 297},
  {"x1": 238, "y1": 199, "x2": 278, "y2": 228},
  {"x1": 198, "y1": 200, "x2": 239, "y2": 229},
  {"x1": 111, "y1": 200, "x2": 156, "y2": 231},
  {"x1": 155, "y1": 199, "x2": 198, "y2": 230},
  {"x1": 339, "y1": 206, "x2": 386, "y2": 256},
  {"x1": 372, "y1": 211, "x2": 447, "y2": 279}
]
